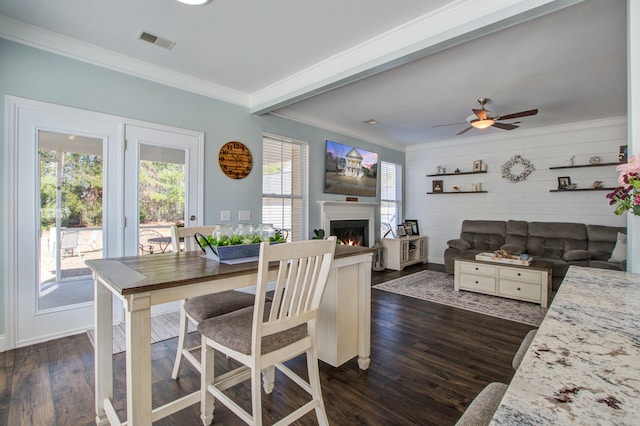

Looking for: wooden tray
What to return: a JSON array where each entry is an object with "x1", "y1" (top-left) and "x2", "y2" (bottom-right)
[{"x1": 475, "y1": 252, "x2": 533, "y2": 266}]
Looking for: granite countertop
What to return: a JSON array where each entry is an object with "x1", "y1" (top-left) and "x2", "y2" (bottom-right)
[{"x1": 491, "y1": 265, "x2": 640, "y2": 425}]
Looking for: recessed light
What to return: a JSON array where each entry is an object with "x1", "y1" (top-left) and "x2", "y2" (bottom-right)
[
  {"x1": 176, "y1": 0, "x2": 210, "y2": 5},
  {"x1": 363, "y1": 119, "x2": 379, "y2": 125}
]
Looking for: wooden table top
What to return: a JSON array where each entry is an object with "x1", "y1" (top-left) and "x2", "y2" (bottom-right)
[{"x1": 86, "y1": 244, "x2": 375, "y2": 296}]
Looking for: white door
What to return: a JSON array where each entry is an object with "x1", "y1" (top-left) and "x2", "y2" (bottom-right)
[
  {"x1": 123, "y1": 124, "x2": 203, "y2": 315},
  {"x1": 9, "y1": 99, "x2": 122, "y2": 348},
  {"x1": 7, "y1": 98, "x2": 203, "y2": 348}
]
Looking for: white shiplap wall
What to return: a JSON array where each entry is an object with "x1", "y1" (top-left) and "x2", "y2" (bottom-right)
[{"x1": 405, "y1": 117, "x2": 628, "y2": 265}]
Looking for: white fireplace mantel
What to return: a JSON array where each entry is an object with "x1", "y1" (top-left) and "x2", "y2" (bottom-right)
[{"x1": 318, "y1": 201, "x2": 377, "y2": 247}]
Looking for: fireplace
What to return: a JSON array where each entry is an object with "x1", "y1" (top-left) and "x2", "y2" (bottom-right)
[
  {"x1": 319, "y1": 201, "x2": 376, "y2": 248},
  {"x1": 330, "y1": 219, "x2": 369, "y2": 246}
]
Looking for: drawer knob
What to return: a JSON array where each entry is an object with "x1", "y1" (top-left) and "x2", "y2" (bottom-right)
[
  {"x1": 517, "y1": 272, "x2": 521, "y2": 276},
  {"x1": 517, "y1": 287, "x2": 521, "y2": 291},
  {"x1": 475, "y1": 267, "x2": 479, "y2": 270},
  {"x1": 475, "y1": 281, "x2": 479, "y2": 284}
]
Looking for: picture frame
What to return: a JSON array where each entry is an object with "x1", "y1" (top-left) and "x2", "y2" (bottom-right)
[
  {"x1": 432, "y1": 180, "x2": 443, "y2": 193},
  {"x1": 619, "y1": 145, "x2": 628, "y2": 163},
  {"x1": 557, "y1": 176, "x2": 571, "y2": 189},
  {"x1": 404, "y1": 219, "x2": 419, "y2": 236},
  {"x1": 473, "y1": 160, "x2": 482, "y2": 172},
  {"x1": 397, "y1": 224, "x2": 407, "y2": 237}
]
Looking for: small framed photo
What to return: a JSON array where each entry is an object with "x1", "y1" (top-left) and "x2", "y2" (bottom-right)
[
  {"x1": 473, "y1": 160, "x2": 482, "y2": 172},
  {"x1": 432, "y1": 180, "x2": 443, "y2": 193},
  {"x1": 619, "y1": 145, "x2": 628, "y2": 163},
  {"x1": 397, "y1": 224, "x2": 407, "y2": 237},
  {"x1": 405, "y1": 219, "x2": 419, "y2": 236},
  {"x1": 557, "y1": 176, "x2": 571, "y2": 189}
]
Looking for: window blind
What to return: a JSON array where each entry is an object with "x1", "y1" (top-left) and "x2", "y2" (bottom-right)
[
  {"x1": 380, "y1": 161, "x2": 401, "y2": 237},
  {"x1": 262, "y1": 134, "x2": 309, "y2": 241}
]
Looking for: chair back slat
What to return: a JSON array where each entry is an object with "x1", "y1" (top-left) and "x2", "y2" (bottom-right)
[
  {"x1": 255, "y1": 237, "x2": 336, "y2": 348},
  {"x1": 171, "y1": 225, "x2": 216, "y2": 252}
]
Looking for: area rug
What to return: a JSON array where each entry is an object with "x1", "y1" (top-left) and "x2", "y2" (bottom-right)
[
  {"x1": 373, "y1": 270, "x2": 547, "y2": 326},
  {"x1": 86, "y1": 310, "x2": 196, "y2": 354}
]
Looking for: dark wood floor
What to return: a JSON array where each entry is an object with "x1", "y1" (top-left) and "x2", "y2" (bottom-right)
[{"x1": 0, "y1": 263, "x2": 534, "y2": 425}]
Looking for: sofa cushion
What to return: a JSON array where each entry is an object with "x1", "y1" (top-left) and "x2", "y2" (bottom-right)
[
  {"x1": 587, "y1": 225, "x2": 627, "y2": 261},
  {"x1": 447, "y1": 238, "x2": 471, "y2": 251},
  {"x1": 505, "y1": 220, "x2": 528, "y2": 248},
  {"x1": 526, "y1": 222, "x2": 587, "y2": 258},
  {"x1": 563, "y1": 250, "x2": 592, "y2": 262},
  {"x1": 459, "y1": 220, "x2": 507, "y2": 251},
  {"x1": 590, "y1": 259, "x2": 624, "y2": 271},
  {"x1": 609, "y1": 232, "x2": 627, "y2": 262}
]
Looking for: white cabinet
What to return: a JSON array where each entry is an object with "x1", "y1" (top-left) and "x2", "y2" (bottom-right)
[
  {"x1": 454, "y1": 259, "x2": 552, "y2": 307},
  {"x1": 382, "y1": 236, "x2": 427, "y2": 271}
]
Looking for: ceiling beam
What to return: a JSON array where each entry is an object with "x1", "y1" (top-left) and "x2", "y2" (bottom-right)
[{"x1": 249, "y1": 0, "x2": 586, "y2": 115}]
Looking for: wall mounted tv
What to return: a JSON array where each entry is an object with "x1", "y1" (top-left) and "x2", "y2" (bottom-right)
[{"x1": 324, "y1": 140, "x2": 378, "y2": 197}]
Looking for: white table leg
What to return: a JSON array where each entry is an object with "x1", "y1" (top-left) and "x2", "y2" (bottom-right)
[
  {"x1": 125, "y1": 293, "x2": 153, "y2": 425},
  {"x1": 94, "y1": 276, "x2": 113, "y2": 426},
  {"x1": 357, "y1": 254, "x2": 372, "y2": 370}
]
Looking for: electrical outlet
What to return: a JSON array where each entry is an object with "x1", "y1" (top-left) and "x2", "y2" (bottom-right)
[
  {"x1": 220, "y1": 210, "x2": 231, "y2": 221},
  {"x1": 239, "y1": 210, "x2": 251, "y2": 221}
]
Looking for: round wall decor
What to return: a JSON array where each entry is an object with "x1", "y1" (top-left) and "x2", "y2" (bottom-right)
[
  {"x1": 501, "y1": 155, "x2": 535, "y2": 183},
  {"x1": 218, "y1": 141, "x2": 252, "y2": 179}
]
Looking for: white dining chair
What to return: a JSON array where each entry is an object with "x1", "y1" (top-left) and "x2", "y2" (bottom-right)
[
  {"x1": 170, "y1": 225, "x2": 256, "y2": 379},
  {"x1": 199, "y1": 237, "x2": 336, "y2": 426}
]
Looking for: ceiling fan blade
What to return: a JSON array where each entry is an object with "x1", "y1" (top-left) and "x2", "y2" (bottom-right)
[
  {"x1": 492, "y1": 122, "x2": 519, "y2": 131},
  {"x1": 432, "y1": 122, "x2": 467, "y2": 128},
  {"x1": 456, "y1": 126, "x2": 474, "y2": 135},
  {"x1": 497, "y1": 109, "x2": 538, "y2": 120},
  {"x1": 472, "y1": 108, "x2": 487, "y2": 120}
]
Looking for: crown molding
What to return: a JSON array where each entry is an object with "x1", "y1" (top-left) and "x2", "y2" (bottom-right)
[{"x1": 0, "y1": 15, "x2": 250, "y2": 107}]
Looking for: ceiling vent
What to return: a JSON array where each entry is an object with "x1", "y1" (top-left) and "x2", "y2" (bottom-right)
[{"x1": 137, "y1": 31, "x2": 176, "y2": 50}]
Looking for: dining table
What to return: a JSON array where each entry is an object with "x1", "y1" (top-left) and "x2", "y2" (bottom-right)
[{"x1": 87, "y1": 244, "x2": 374, "y2": 426}]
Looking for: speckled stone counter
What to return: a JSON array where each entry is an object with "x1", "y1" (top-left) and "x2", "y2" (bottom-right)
[{"x1": 491, "y1": 266, "x2": 640, "y2": 425}]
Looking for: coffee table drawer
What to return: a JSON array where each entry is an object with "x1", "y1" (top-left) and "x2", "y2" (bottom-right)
[
  {"x1": 499, "y1": 267, "x2": 542, "y2": 283},
  {"x1": 459, "y1": 262, "x2": 496, "y2": 277},
  {"x1": 499, "y1": 280, "x2": 541, "y2": 302},
  {"x1": 459, "y1": 274, "x2": 496, "y2": 293}
]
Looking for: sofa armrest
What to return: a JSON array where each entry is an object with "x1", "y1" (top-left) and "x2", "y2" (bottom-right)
[
  {"x1": 447, "y1": 238, "x2": 471, "y2": 251},
  {"x1": 563, "y1": 249, "x2": 592, "y2": 261}
]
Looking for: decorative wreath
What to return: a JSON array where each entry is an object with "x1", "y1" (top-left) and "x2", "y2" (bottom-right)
[{"x1": 501, "y1": 155, "x2": 535, "y2": 183}]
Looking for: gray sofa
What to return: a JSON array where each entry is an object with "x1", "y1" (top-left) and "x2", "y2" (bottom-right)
[{"x1": 444, "y1": 220, "x2": 627, "y2": 290}]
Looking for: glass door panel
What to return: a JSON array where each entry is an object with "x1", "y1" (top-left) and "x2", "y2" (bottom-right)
[
  {"x1": 138, "y1": 144, "x2": 186, "y2": 254},
  {"x1": 38, "y1": 131, "x2": 103, "y2": 310}
]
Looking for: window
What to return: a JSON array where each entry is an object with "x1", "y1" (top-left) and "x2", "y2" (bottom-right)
[
  {"x1": 380, "y1": 161, "x2": 402, "y2": 238},
  {"x1": 262, "y1": 133, "x2": 309, "y2": 241}
]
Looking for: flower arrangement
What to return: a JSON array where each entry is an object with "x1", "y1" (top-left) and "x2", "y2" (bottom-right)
[{"x1": 606, "y1": 153, "x2": 640, "y2": 216}]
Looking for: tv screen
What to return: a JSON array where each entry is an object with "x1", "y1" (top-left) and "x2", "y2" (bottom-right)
[{"x1": 325, "y1": 140, "x2": 378, "y2": 197}]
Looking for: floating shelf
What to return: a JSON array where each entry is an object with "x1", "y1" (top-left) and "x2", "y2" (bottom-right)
[
  {"x1": 549, "y1": 162, "x2": 620, "y2": 170},
  {"x1": 549, "y1": 188, "x2": 615, "y2": 192},
  {"x1": 427, "y1": 191, "x2": 488, "y2": 194},
  {"x1": 426, "y1": 170, "x2": 487, "y2": 177}
]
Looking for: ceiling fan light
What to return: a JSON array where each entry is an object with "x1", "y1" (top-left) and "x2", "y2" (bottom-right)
[
  {"x1": 176, "y1": 0, "x2": 210, "y2": 5},
  {"x1": 471, "y1": 119, "x2": 494, "y2": 129}
]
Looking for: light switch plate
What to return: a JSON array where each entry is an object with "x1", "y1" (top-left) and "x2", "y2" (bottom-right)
[
  {"x1": 221, "y1": 210, "x2": 231, "y2": 221},
  {"x1": 239, "y1": 210, "x2": 251, "y2": 221}
]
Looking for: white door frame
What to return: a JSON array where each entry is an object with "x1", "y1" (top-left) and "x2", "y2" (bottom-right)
[
  {"x1": 123, "y1": 124, "x2": 204, "y2": 315},
  {"x1": 3, "y1": 96, "x2": 203, "y2": 350}
]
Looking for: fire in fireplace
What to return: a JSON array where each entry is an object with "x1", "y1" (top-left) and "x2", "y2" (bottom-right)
[{"x1": 329, "y1": 219, "x2": 368, "y2": 246}]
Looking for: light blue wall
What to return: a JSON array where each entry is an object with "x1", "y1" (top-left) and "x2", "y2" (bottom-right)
[{"x1": 0, "y1": 39, "x2": 405, "y2": 336}]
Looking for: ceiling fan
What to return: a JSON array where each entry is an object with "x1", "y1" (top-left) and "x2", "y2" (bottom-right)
[{"x1": 434, "y1": 98, "x2": 538, "y2": 135}]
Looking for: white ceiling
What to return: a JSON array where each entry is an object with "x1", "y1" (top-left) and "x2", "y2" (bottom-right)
[{"x1": 0, "y1": 0, "x2": 628, "y2": 149}]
